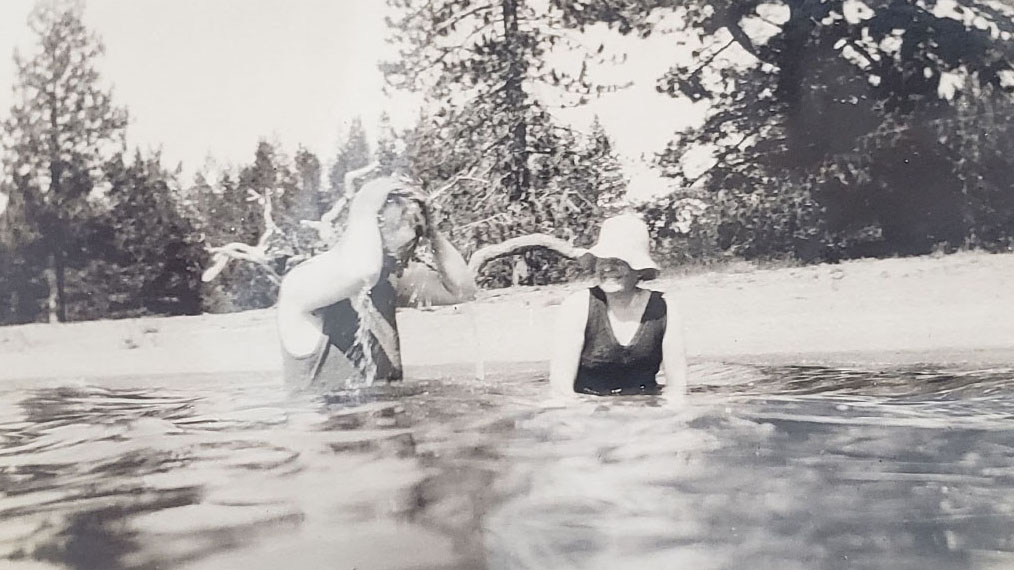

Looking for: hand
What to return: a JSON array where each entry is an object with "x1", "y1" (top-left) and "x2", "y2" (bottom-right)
[{"x1": 418, "y1": 196, "x2": 439, "y2": 240}]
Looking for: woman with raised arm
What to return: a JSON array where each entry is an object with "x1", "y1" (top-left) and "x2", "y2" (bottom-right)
[
  {"x1": 277, "y1": 176, "x2": 476, "y2": 391},
  {"x1": 549, "y1": 213, "x2": 687, "y2": 397}
]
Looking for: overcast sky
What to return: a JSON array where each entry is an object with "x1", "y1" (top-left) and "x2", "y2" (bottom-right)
[{"x1": 0, "y1": 0, "x2": 702, "y2": 198}]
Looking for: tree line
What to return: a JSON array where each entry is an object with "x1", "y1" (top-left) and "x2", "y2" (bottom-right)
[
  {"x1": 2, "y1": 0, "x2": 1014, "y2": 325},
  {"x1": 384, "y1": 0, "x2": 1014, "y2": 263}
]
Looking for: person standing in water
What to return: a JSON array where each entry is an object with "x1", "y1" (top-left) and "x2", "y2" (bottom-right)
[
  {"x1": 277, "y1": 176, "x2": 477, "y2": 390},
  {"x1": 550, "y1": 213, "x2": 688, "y2": 396}
]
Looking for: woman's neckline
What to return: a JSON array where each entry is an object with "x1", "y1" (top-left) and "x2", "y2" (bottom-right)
[{"x1": 599, "y1": 287, "x2": 651, "y2": 348}]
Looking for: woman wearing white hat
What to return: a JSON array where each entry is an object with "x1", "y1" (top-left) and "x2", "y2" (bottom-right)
[{"x1": 549, "y1": 213, "x2": 687, "y2": 396}]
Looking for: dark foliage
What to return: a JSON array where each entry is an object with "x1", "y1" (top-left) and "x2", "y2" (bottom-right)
[{"x1": 556, "y1": 0, "x2": 1014, "y2": 260}]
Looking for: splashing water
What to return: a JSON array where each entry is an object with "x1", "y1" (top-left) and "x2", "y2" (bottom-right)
[{"x1": 349, "y1": 288, "x2": 377, "y2": 386}]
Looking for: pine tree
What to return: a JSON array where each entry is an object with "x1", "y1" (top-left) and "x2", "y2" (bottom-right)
[
  {"x1": 383, "y1": 0, "x2": 610, "y2": 202},
  {"x1": 556, "y1": 0, "x2": 1014, "y2": 258},
  {"x1": 327, "y1": 117, "x2": 372, "y2": 199},
  {"x1": 293, "y1": 146, "x2": 323, "y2": 221},
  {"x1": 583, "y1": 117, "x2": 627, "y2": 216},
  {"x1": 1, "y1": 0, "x2": 128, "y2": 322},
  {"x1": 0, "y1": 181, "x2": 48, "y2": 324},
  {"x1": 89, "y1": 151, "x2": 205, "y2": 318},
  {"x1": 383, "y1": 0, "x2": 622, "y2": 284},
  {"x1": 374, "y1": 112, "x2": 405, "y2": 176}
]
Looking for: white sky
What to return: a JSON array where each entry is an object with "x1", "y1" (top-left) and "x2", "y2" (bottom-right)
[{"x1": 0, "y1": 0, "x2": 703, "y2": 199}]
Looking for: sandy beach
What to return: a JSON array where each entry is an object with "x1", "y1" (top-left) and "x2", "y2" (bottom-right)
[{"x1": 1, "y1": 251, "x2": 1012, "y2": 383}]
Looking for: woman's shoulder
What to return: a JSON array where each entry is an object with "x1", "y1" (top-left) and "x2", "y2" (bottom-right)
[
  {"x1": 640, "y1": 286, "x2": 676, "y2": 301},
  {"x1": 560, "y1": 287, "x2": 593, "y2": 308},
  {"x1": 654, "y1": 290, "x2": 685, "y2": 324},
  {"x1": 553, "y1": 288, "x2": 592, "y2": 329},
  {"x1": 635, "y1": 286, "x2": 667, "y2": 301},
  {"x1": 634, "y1": 287, "x2": 665, "y2": 320}
]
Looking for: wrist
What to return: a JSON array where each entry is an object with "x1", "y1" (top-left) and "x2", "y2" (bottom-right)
[{"x1": 427, "y1": 228, "x2": 444, "y2": 246}]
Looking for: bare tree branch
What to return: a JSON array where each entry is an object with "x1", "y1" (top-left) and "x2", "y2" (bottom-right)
[
  {"x1": 686, "y1": 39, "x2": 737, "y2": 78},
  {"x1": 681, "y1": 123, "x2": 766, "y2": 190},
  {"x1": 202, "y1": 186, "x2": 283, "y2": 283},
  {"x1": 427, "y1": 163, "x2": 493, "y2": 202},
  {"x1": 199, "y1": 158, "x2": 588, "y2": 292},
  {"x1": 726, "y1": 15, "x2": 771, "y2": 63},
  {"x1": 300, "y1": 161, "x2": 379, "y2": 245},
  {"x1": 467, "y1": 233, "x2": 586, "y2": 275},
  {"x1": 431, "y1": 4, "x2": 497, "y2": 38},
  {"x1": 204, "y1": 160, "x2": 383, "y2": 284},
  {"x1": 202, "y1": 242, "x2": 281, "y2": 284}
]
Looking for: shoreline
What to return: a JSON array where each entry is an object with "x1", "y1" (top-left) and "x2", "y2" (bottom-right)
[{"x1": 2, "y1": 251, "x2": 1011, "y2": 383}]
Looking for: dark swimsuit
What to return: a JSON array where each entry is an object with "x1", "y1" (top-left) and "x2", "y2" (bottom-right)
[
  {"x1": 282, "y1": 255, "x2": 403, "y2": 391},
  {"x1": 574, "y1": 286, "x2": 667, "y2": 395}
]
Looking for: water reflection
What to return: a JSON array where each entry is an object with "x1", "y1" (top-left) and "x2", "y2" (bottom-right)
[{"x1": 0, "y1": 364, "x2": 1012, "y2": 569}]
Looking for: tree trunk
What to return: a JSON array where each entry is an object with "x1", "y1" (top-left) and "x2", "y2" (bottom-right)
[
  {"x1": 45, "y1": 251, "x2": 59, "y2": 323},
  {"x1": 48, "y1": 85, "x2": 65, "y2": 323},
  {"x1": 501, "y1": 0, "x2": 529, "y2": 201},
  {"x1": 778, "y1": 0, "x2": 813, "y2": 165},
  {"x1": 55, "y1": 245, "x2": 66, "y2": 322},
  {"x1": 511, "y1": 256, "x2": 529, "y2": 286}
]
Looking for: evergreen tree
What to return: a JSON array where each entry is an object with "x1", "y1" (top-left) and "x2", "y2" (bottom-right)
[
  {"x1": 583, "y1": 117, "x2": 627, "y2": 215},
  {"x1": 383, "y1": 0, "x2": 614, "y2": 199},
  {"x1": 383, "y1": 0, "x2": 621, "y2": 284},
  {"x1": 374, "y1": 112, "x2": 405, "y2": 176},
  {"x1": 1, "y1": 0, "x2": 128, "y2": 321},
  {"x1": 85, "y1": 151, "x2": 205, "y2": 318},
  {"x1": 327, "y1": 117, "x2": 372, "y2": 199},
  {"x1": 554, "y1": 0, "x2": 1014, "y2": 258},
  {"x1": 293, "y1": 146, "x2": 323, "y2": 221},
  {"x1": 0, "y1": 182, "x2": 48, "y2": 324}
]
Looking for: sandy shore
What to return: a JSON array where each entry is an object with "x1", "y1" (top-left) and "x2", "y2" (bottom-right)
[{"x1": 1, "y1": 251, "x2": 1012, "y2": 382}]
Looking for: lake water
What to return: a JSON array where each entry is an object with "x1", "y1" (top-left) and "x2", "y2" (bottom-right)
[{"x1": 1, "y1": 362, "x2": 1013, "y2": 569}]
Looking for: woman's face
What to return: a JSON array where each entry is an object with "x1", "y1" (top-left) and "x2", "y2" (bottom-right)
[
  {"x1": 595, "y1": 257, "x2": 640, "y2": 293},
  {"x1": 378, "y1": 197, "x2": 426, "y2": 264}
]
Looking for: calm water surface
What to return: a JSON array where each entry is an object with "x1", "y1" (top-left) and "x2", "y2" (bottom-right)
[{"x1": 1, "y1": 362, "x2": 1013, "y2": 569}]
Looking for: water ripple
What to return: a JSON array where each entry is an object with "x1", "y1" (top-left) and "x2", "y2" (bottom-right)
[{"x1": 0, "y1": 362, "x2": 1012, "y2": 569}]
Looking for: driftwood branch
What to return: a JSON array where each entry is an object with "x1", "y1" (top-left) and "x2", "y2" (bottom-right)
[
  {"x1": 202, "y1": 187, "x2": 283, "y2": 283},
  {"x1": 202, "y1": 243, "x2": 281, "y2": 284},
  {"x1": 203, "y1": 162, "x2": 382, "y2": 284},
  {"x1": 201, "y1": 160, "x2": 584, "y2": 289},
  {"x1": 300, "y1": 161, "x2": 380, "y2": 245},
  {"x1": 467, "y1": 233, "x2": 587, "y2": 275}
]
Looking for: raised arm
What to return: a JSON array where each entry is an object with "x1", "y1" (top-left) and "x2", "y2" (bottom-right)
[
  {"x1": 660, "y1": 293, "x2": 688, "y2": 395},
  {"x1": 549, "y1": 290, "x2": 590, "y2": 396},
  {"x1": 396, "y1": 207, "x2": 477, "y2": 307},
  {"x1": 279, "y1": 179, "x2": 399, "y2": 312},
  {"x1": 277, "y1": 179, "x2": 396, "y2": 356},
  {"x1": 429, "y1": 229, "x2": 478, "y2": 302}
]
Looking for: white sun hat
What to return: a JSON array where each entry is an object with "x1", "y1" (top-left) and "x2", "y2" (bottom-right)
[{"x1": 580, "y1": 213, "x2": 659, "y2": 280}]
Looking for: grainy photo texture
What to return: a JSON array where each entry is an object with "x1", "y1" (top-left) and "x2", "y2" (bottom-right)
[{"x1": 1, "y1": 0, "x2": 1014, "y2": 568}]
